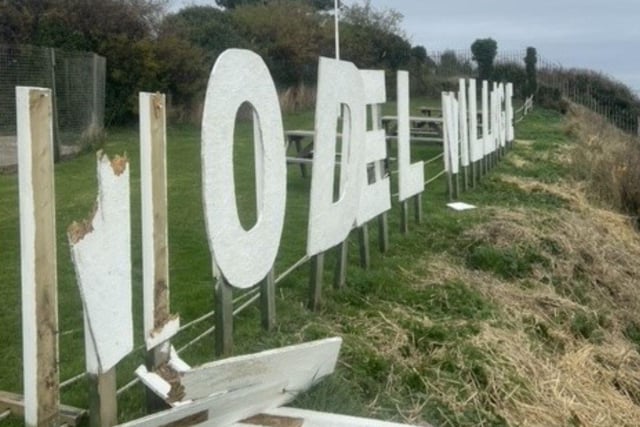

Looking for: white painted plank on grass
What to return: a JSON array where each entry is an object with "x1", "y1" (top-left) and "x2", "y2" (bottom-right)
[
  {"x1": 115, "y1": 381, "x2": 288, "y2": 427},
  {"x1": 68, "y1": 152, "x2": 132, "y2": 374},
  {"x1": 181, "y1": 337, "x2": 342, "y2": 402},
  {"x1": 261, "y1": 407, "x2": 424, "y2": 427}
]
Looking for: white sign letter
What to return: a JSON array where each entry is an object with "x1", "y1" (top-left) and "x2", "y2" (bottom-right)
[
  {"x1": 202, "y1": 49, "x2": 286, "y2": 289},
  {"x1": 356, "y1": 70, "x2": 390, "y2": 226},
  {"x1": 307, "y1": 57, "x2": 366, "y2": 256},
  {"x1": 397, "y1": 71, "x2": 424, "y2": 201}
]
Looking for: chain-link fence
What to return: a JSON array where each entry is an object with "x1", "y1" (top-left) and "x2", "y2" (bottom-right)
[{"x1": 0, "y1": 44, "x2": 105, "y2": 167}]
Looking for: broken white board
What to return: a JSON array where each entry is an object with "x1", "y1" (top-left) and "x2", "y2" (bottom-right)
[
  {"x1": 253, "y1": 407, "x2": 424, "y2": 427},
  {"x1": 136, "y1": 337, "x2": 341, "y2": 409},
  {"x1": 116, "y1": 381, "x2": 289, "y2": 427},
  {"x1": 68, "y1": 152, "x2": 133, "y2": 374},
  {"x1": 181, "y1": 337, "x2": 342, "y2": 402},
  {"x1": 447, "y1": 202, "x2": 476, "y2": 211}
]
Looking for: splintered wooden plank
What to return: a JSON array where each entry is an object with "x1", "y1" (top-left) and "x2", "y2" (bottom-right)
[
  {"x1": 140, "y1": 92, "x2": 180, "y2": 351},
  {"x1": 115, "y1": 381, "x2": 288, "y2": 427},
  {"x1": 181, "y1": 337, "x2": 342, "y2": 402},
  {"x1": 260, "y1": 407, "x2": 425, "y2": 427},
  {"x1": 68, "y1": 152, "x2": 133, "y2": 375},
  {"x1": 16, "y1": 86, "x2": 60, "y2": 427}
]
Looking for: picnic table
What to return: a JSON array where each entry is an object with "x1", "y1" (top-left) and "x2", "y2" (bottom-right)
[
  {"x1": 285, "y1": 129, "x2": 343, "y2": 178},
  {"x1": 380, "y1": 115, "x2": 444, "y2": 143},
  {"x1": 285, "y1": 130, "x2": 315, "y2": 178},
  {"x1": 419, "y1": 106, "x2": 443, "y2": 117}
]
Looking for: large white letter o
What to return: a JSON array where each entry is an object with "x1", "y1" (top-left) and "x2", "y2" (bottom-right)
[{"x1": 201, "y1": 49, "x2": 286, "y2": 289}]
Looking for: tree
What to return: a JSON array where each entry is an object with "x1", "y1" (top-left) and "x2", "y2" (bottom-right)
[
  {"x1": 339, "y1": 0, "x2": 411, "y2": 71},
  {"x1": 524, "y1": 46, "x2": 538, "y2": 96},
  {"x1": 160, "y1": 6, "x2": 249, "y2": 67},
  {"x1": 340, "y1": 0, "x2": 405, "y2": 37},
  {"x1": 0, "y1": 0, "x2": 170, "y2": 123},
  {"x1": 231, "y1": 1, "x2": 330, "y2": 86},
  {"x1": 437, "y1": 50, "x2": 472, "y2": 76},
  {"x1": 471, "y1": 38, "x2": 497, "y2": 81}
]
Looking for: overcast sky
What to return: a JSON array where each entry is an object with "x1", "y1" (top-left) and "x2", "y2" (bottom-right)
[{"x1": 172, "y1": 0, "x2": 640, "y2": 92}]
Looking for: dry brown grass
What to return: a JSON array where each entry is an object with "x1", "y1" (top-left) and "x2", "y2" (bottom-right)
[
  {"x1": 409, "y1": 179, "x2": 640, "y2": 426},
  {"x1": 565, "y1": 104, "x2": 640, "y2": 217},
  {"x1": 279, "y1": 84, "x2": 316, "y2": 114},
  {"x1": 294, "y1": 107, "x2": 640, "y2": 426},
  {"x1": 340, "y1": 127, "x2": 640, "y2": 425}
]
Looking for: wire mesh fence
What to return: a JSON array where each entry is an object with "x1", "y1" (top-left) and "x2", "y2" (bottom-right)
[
  {"x1": 424, "y1": 48, "x2": 639, "y2": 136},
  {"x1": 0, "y1": 44, "x2": 106, "y2": 166}
]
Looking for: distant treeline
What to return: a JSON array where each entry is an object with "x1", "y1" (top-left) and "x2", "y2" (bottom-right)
[
  {"x1": 0, "y1": 0, "x2": 433, "y2": 123},
  {"x1": 2, "y1": 0, "x2": 637, "y2": 126}
]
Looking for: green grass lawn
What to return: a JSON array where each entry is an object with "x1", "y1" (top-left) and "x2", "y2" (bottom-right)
[{"x1": 1, "y1": 97, "x2": 549, "y2": 425}]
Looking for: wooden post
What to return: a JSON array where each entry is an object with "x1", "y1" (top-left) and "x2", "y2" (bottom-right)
[
  {"x1": 48, "y1": 48, "x2": 61, "y2": 163},
  {"x1": 377, "y1": 212, "x2": 389, "y2": 253},
  {"x1": 139, "y1": 92, "x2": 179, "y2": 413},
  {"x1": 333, "y1": 240, "x2": 348, "y2": 289},
  {"x1": 17, "y1": 87, "x2": 60, "y2": 427},
  {"x1": 308, "y1": 254, "x2": 324, "y2": 311},
  {"x1": 357, "y1": 225, "x2": 370, "y2": 269},
  {"x1": 413, "y1": 194, "x2": 422, "y2": 225},
  {"x1": 400, "y1": 201, "x2": 409, "y2": 233},
  {"x1": 370, "y1": 100, "x2": 389, "y2": 254},
  {"x1": 215, "y1": 277, "x2": 234, "y2": 356},
  {"x1": 259, "y1": 269, "x2": 276, "y2": 331},
  {"x1": 463, "y1": 165, "x2": 469, "y2": 191},
  {"x1": 471, "y1": 161, "x2": 477, "y2": 188},
  {"x1": 88, "y1": 369, "x2": 117, "y2": 427}
]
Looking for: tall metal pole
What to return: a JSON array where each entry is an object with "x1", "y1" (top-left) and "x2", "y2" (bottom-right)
[{"x1": 334, "y1": 0, "x2": 340, "y2": 59}]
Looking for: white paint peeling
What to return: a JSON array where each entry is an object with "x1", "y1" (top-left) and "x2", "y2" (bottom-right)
[
  {"x1": 68, "y1": 152, "x2": 132, "y2": 374},
  {"x1": 139, "y1": 92, "x2": 180, "y2": 350}
]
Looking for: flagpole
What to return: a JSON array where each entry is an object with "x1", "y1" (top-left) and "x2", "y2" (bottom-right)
[{"x1": 334, "y1": 0, "x2": 340, "y2": 59}]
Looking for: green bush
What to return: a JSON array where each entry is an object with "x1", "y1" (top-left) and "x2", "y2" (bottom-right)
[
  {"x1": 524, "y1": 46, "x2": 538, "y2": 96},
  {"x1": 492, "y1": 62, "x2": 526, "y2": 96},
  {"x1": 537, "y1": 85, "x2": 569, "y2": 114},
  {"x1": 471, "y1": 38, "x2": 497, "y2": 81}
]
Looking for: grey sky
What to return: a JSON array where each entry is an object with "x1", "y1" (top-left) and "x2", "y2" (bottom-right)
[{"x1": 172, "y1": 0, "x2": 640, "y2": 92}]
